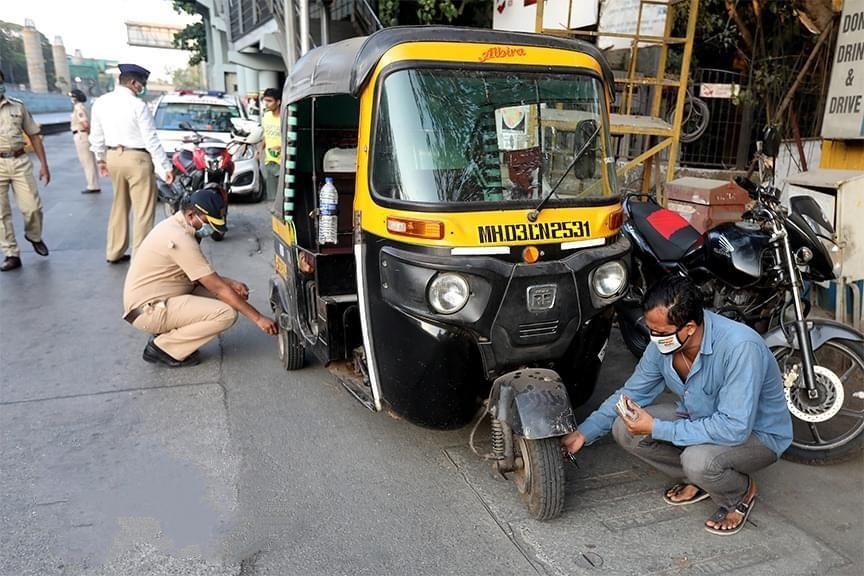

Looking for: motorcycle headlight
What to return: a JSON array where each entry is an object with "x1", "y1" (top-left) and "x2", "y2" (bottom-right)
[
  {"x1": 591, "y1": 260, "x2": 627, "y2": 298},
  {"x1": 427, "y1": 272, "x2": 470, "y2": 314}
]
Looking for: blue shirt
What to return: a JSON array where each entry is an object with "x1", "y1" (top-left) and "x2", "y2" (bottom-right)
[{"x1": 579, "y1": 311, "x2": 793, "y2": 456}]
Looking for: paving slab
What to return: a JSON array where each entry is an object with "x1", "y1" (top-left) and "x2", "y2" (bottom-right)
[{"x1": 445, "y1": 436, "x2": 853, "y2": 576}]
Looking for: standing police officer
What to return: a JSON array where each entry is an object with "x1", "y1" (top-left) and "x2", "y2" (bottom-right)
[
  {"x1": 0, "y1": 69, "x2": 50, "y2": 272},
  {"x1": 89, "y1": 63, "x2": 174, "y2": 264},
  {"x1": 68, "y1": 88, "x2": 101, "y2": 194}
]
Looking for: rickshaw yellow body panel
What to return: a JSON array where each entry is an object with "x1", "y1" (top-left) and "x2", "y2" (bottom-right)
[{"x1": 352, "y1": 41, "x2": 617, "y2": 249}]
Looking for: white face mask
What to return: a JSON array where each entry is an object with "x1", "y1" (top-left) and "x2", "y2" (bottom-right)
[{"x1": 650, "y1": 330, "x2": 685, "y2": 354}]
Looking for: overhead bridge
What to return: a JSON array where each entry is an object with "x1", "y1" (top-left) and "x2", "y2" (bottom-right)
[{"x1": 125, "y1": 21, "x2": 185, "y2": 49}]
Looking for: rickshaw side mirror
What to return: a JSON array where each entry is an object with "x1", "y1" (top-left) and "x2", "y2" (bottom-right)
[{"x1": 573, "y1": 119, "x2": 598, "y2": 180}]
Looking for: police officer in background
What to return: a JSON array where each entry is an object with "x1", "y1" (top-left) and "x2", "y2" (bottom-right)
[
  {"x1": 122, "y1": 188, "x2": 277, "y2": 367},
  {"x1": 68, "y1": 89, "x2": 101, "y2": 194},
  {"x1": 89, "y1": 63, "x2": 174, "y2": 264},
  {"x1": 0, "y1": 69, "x2": 50, "y2": 272}
]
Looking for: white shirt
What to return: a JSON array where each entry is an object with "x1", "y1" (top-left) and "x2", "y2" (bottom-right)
[{"x1": 89, "y1": 85, "x2": 171, "y2": 174}]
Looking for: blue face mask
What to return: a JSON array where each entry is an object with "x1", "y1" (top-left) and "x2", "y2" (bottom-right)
[{"x1": 194, "y1": 216, "x2": 215, "y2": 239}]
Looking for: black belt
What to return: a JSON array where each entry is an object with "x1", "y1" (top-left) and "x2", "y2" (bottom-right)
[
  {"x1": 108, "y1": 146, "x2": 147, "y2": 152},
  {"x1": 0, "y1": 149, "x2": 25, "y2": 159}
]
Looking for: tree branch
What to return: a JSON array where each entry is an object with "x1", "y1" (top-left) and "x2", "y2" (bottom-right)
[{"x1": 726, "y1": 0, "x2": 755, "y2": 54}]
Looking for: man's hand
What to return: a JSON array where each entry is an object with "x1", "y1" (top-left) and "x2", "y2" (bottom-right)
[
  {"x1": 560, "y1": 430, "x2": 587, "y2": 455},
  {"x1": 255, "y1": 315, "x2": 278, "y2": 336},
  {"x1": 164, "y1": 170, "x2": 174, "y2": 185},
  {"x1": 623, "y1": 403, "x2": 654, "y2": 436},
  {"x1": 228, "y1": 280, "x2": 250, "y2": 300},
  {"x1": 39, "y1": 164, "x2": 50, "y2": 185},
  {"x1": 97, "y1": 161, "x2": 109, "y2": 177}
]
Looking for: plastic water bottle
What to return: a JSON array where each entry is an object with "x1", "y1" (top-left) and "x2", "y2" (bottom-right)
[{"x1": 318, "y1": 177, "x2": 338, "y2": 245}]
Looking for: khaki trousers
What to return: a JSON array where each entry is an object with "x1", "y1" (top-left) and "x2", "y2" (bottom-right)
[
  {"x1": 105, "y1": 148, "x2": 157, "y2": 261},
  {"x1": 130, "y1": 286, "x2": 238, "y2": 361},
  {"x1": 0, "y1": 154, "x2": 44, "y2": 258},
  {"x1": 74, "y1": 132, "x2": 100, "y2": 190}
]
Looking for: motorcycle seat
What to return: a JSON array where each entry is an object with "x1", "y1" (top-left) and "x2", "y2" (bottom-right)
[{"x1": 628, "y1": 199, "x2": 702, "y2": 262}]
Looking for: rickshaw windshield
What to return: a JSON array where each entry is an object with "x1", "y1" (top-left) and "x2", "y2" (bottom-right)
[{"x1": 371, "y1": 67, "x2": 614, "y2": 208}]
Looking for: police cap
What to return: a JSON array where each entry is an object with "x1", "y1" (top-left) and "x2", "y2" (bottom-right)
[
  {"x1": 118, "y1": 63, "x2": 151, "y2": 81},
  {"x1": 184, "y1": 188, "x2": 227, "y2": 233}
]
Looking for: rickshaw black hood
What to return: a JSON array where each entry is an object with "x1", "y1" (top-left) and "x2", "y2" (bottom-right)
[{"x1": 283, "y1": 26, "x2": 616, "y2": 105}]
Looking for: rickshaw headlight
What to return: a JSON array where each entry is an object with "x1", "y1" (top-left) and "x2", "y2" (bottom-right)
[
  {"x1": 428, "y1": 273, "x2": 470, "y2": 314},
  {"x1": 591, "y1": 260, "x2": 627, "y2": 298}
]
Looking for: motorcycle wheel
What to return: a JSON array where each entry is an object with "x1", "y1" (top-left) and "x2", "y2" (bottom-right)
[
  {"x1": 163, "y1": 200, "x2": 178, "y2": 219},
  {"x1": 513, "y1": 436, "x2": 565, "y2": 520},
  {"x1": 619, "y1": 314, "x2": 649, "y2": 359},
  {"x1": 772, "y1": 339, "x2": 864, "y2": 464}
]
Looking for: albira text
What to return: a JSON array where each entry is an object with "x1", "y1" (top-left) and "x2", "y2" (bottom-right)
[
  {"x1": 477, "y1": 221, "x2": 591, "y2": 244},
  {"x1": 479, "y1": 46, "x2": 527, "y2": 62}
]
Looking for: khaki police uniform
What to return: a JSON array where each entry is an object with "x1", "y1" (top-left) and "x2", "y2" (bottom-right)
[
  {"x1": 123, "y1": 212, "x2": 237, "y2": 360},
  {"x1": 71, "y1": 101, "x2": 100, "y2": 191},
  {"x1": 0, "y1": 97, "x2": 44, "y2": 258}
]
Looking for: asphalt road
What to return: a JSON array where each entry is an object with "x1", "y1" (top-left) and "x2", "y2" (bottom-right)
[{"x1": 1, "y1": 134, "x2": 862, "y2": 575}]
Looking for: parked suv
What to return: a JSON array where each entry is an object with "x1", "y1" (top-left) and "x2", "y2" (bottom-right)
[{"x1": 153, "y1": 90, "x2": 264, "y2": 201}]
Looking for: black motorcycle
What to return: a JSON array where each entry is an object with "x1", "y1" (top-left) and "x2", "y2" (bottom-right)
[{"x1": 615, "y1": 139, "x2": 864, "y2": 464}]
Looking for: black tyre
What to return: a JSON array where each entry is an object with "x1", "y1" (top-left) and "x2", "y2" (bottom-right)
[
  {"x1": 513, "y1": 436, "x2": 565, "y2": 520},
  {"x1": 619, "y1": 314, "x2": 649, "y2": 359},
  {"x1": 212, "y1": 230, "x2": 225, "y2": 242},
  {"x1": 278, "y1": 324, "x2": 305, "y2": 371},
  {"x1": 163, "y1": 200, "x2": 177, "y2": 219},
  {"x1": 773, "y1": 338, "x2": 864, "y2": 464},
  {"x1": 250, "y1": 178, "x2": 266, "y2": 203}
]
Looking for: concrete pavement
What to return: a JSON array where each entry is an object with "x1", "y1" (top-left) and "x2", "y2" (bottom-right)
[{"x1": 1, "y1": 134, "x2": 862, "y2": 575}]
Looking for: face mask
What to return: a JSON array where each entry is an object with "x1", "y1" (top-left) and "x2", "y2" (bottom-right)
[
  {"x1": 650, "y1": 326, "x2": 691, "y2": 355},
  {"x1": 194, "y1": 216, "x2": 215, "y2": 239}
]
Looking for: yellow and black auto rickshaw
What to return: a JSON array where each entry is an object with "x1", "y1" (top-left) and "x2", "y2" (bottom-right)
[{"x1": 270, "y1": 27, "x2": 629, "y2": 519}]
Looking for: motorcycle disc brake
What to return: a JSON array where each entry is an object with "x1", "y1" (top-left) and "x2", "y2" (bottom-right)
[{"x1": 784, "y1": 365, "x2": 845, "y2": 423}]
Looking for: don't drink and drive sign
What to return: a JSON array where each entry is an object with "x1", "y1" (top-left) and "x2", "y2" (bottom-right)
[{"x1": 822, "y1": 0, "x2": 864, "y2": 139}]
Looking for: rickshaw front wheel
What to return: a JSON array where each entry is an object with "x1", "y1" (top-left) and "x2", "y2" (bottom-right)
[
  {"x1": 278, "y1": 327, "x2": 305, "y2": 371},
  {"x1": 513, "y1": 436, "x2": 565, "y2": 521}
]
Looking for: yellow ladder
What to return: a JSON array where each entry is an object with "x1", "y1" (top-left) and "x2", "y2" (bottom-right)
[{"x1": 535, "y1": 0, "x2": 699, "y2": 201}]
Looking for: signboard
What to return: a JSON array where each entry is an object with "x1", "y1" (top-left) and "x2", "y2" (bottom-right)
[
  {"x1": 597, "y1": 0, "x2": 667, "y2": 50},
  {"x1": 821, "y1": 0, "x2": 864, "y2": 140},
  {"x1": 493, "y1": 0, "x2": 599, "y2": 33}
]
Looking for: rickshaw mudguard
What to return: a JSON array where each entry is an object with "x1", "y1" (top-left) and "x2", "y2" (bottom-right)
[{"x1": 489, "y1": 369, "x2": 578, "y2": 440}]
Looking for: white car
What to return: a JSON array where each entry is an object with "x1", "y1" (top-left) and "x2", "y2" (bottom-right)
[{"x1": 153, "y1": 90, "x2": 264, "y2": 201}]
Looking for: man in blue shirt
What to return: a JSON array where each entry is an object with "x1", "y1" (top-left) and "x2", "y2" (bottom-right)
[{"x1": 561, "y1": 276, "x2": 792, "y2": 535}]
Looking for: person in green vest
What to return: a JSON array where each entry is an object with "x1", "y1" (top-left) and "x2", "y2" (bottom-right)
[{"x1": 258, "y1": 88, "x2": 281, "y2": 201}]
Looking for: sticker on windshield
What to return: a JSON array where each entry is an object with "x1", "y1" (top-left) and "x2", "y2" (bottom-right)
[{"x1": 477, "y1": 221, "x2": 591, "y2": 244}]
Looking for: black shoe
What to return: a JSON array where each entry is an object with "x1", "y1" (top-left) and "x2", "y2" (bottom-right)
[
  {"x1": 107, "y1": 254, "x2": 131, "y2": 264},
  {"x1": 81, "y1": 189, "x2": 101, "y2": 194},
  {"x1": 0, "y1": 256, "x2": 22, "y2": 271},
  {"x1": 24, "y1": 236, "x2": 49, "y2": 257},
  {"x1": 142, "y1": 338, "x2": 201, "y2": 368}
]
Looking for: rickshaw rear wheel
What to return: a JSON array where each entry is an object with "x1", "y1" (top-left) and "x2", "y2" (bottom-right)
[
  {"x1": 513, "y1": 436, "x2": 565, "y2": 521},
  {"x1": 278, "y1": 327, "x2": 305, "y2": 371}
]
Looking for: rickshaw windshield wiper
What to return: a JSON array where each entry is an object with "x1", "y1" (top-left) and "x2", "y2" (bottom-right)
[{"x1": 527, "y1": 124, "x2": 601, "y2": 222}]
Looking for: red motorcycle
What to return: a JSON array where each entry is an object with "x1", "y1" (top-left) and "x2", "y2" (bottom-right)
[{"x1": 157, "y1": 121, "x2": 263, "y2": 240}]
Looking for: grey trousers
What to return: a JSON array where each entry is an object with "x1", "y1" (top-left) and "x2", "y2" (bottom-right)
[{"x1": 612, "y1": 403, "x2": 778, "y2": 508}]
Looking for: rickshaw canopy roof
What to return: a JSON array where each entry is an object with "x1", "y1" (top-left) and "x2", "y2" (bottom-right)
[{"x1": 282, "y1": 26, "x2": 616, "y2": 104}]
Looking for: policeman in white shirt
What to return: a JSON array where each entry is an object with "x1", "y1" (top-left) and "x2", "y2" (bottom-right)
[{"x1": 89, "y1": 63, "x2": 174, "y2": 264}]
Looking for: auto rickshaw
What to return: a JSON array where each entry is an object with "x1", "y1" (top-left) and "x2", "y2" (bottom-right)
[{"x1": 270, "y1": 27, "x2": 629, "y2": 520}]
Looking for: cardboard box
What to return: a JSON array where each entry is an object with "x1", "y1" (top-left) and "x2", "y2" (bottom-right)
[
  {"x1": 664, "y1": 177, "x2": 749, "y2": 233},
  {"x1": 666, "y1": 200, "x2": 747, "y2": 234},
  {"x1": 665, "y1": 177, "x2": 750, "y2": 206}
]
